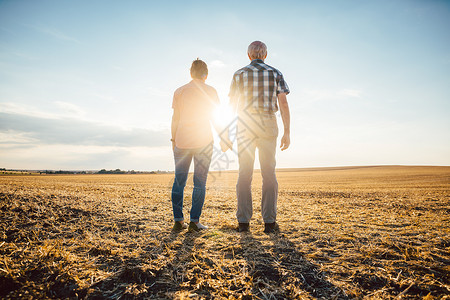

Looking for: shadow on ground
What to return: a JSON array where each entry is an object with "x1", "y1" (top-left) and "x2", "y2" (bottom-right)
[{"x1": 238, "y1": 231, "x2": 348, "y2": 299}]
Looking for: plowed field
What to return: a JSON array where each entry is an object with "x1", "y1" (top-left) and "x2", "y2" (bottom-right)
[{"x1": 1, "y1": 166, "x2": 449, "y2": 299}]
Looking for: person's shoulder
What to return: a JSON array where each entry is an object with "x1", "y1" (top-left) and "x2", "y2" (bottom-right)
[
  {"x1": 233, "y1": 64, "x2": 251, "y2": 76},
  {"x1": 262, "y1": 62, "x2": 283, "y2": 75},
  {"x1": 174, "y1": 82, "x2": 191, "y2": 95},
  {"x1": 200, "y1": 82, "x2": 218, "y2": 97},
  {"x1": 203, "y1": 82, "x2": 218, "y2": 93}
]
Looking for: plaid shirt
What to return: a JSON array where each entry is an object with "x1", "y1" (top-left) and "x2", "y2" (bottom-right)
[{"x1": 229, "y1": 59, "x2": 290, "y2": 113}]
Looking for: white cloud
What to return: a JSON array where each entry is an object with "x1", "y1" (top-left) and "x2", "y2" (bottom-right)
[
  {"x1": 31, "y1": 25, "x2": 81, "y2": 43},
  {"x1": 111, "y1": 65, "x2": 124, "y2": 71},
  {"x1": 302, "y1": 89, "x2": 336, "y2": 101},
  {"x1": 0, "y1": 130, "x2": 38, "y2": 144},
  {"x1": 92, "y1": 93, "x2": 115, "y2": 102},
  {"x1": 0, "y1": 144, "x2": 173, "y2": 171},
  {"x1": 337, "y1": 89, "x2": 362, "y2": 98},
  {"x1": 207, "y1": 47, "x2": 225, "y2": 56},
  {"x1": 54, "y1": 101, "x2": 86, "y2": 117},
  {"x1": 147, "y1": 87, "x2": 171, "y2": 98},
  {"x1": 301, "y1": 88, "x2": 363, "y2": 101},
  {"x1": 0, "y1": 111, "x2": 168, "y2": 147},
  {"x1": 0, "y1": 102, "x2": 87, "y2": 120},
  {"x1": 209, "y1": 60, "x2": 226, "y2": 68},
  {"x1": 0, "y1": 102, "x2": 59, "y2": 119},
  {"x1": 12, "y1": 51, "x2": 37, "y2": 60}
]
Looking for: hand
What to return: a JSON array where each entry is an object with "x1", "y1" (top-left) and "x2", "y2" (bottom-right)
[{"x1": 280, "y1": 133, "x2": 290, "y2": 151}]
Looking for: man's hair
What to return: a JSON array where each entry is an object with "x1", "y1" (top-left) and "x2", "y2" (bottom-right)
[
  {"x1": 248, "y1": 41, "x2": 267, "y2": 60},
  {"x1": 190, "y1": 58, "x2": 208, "y2": 79}
]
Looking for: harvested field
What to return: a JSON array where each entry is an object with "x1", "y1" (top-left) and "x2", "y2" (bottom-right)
[{"x1": 0, "y1": 166, "x2": 449, "y2": 299}]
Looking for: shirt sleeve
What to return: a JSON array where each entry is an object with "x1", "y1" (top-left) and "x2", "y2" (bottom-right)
[
  {"x1": 276, "y1": 73, "x2": 290, "y2": 95},
  {"x1": 172, "y1": 89, "x2": 178, "y2": 109},
  {"x1": 228, "y1": 74, "x2": 238, "y2": 98}
]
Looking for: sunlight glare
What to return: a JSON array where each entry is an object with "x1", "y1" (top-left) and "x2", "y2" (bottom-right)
[{"x1": 213, "y1": 103, "x2": 234, "y2": 128}]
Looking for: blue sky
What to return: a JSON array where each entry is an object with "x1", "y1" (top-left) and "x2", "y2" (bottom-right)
[{"x1": 0, "y1": 0, "x2": 449, "y2": 171}]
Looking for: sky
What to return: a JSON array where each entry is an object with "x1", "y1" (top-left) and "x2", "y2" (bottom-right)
[{"x1": 0, "y1": 0, "x2": 449, "y2": 171}]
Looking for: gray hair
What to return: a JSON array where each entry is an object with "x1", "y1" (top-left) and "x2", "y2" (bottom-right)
[{"x1": 247, "y1": 41, "x2": 267, "y2": 60}]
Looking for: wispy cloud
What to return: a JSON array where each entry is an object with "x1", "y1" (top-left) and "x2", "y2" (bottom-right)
[
  {"x1": 302, "y1": 88, "x2": 363, "y2": 101},
  {"x1": 147, "y1": 87, "x2": 170, "y2": 98},
  {"x1": 209, "y1": 60, "x2": 226, "y2": 68},
  {"x1": 91, "y1": 93, "x2": 115, "y2": 102},
  {"x1": 0, "y1": 130, "x2": 38, "y2": 144},
  {"x1": 0, "y1": 143, "x2": 173, "y2": 171},
  {"x1": 337, "y1": 89, "x2": 362, "y2": 98},
  {"x1": 0, "y1": 112, "x2": 168, "y2": 148},
  {"x1": 111, "y1": 65, "x2": 124, "y2": 71},
  {"x1": 0, "y1": 103, "x2": 172, "y2": 170},
  {"x1": 12, "y1": 51, "x2": 38, "y2": 60},
  {"x1": 54, "y1": 101, "x2": 86, "y2": 117},
  {"x1": 0, "y1": 102, "x2": 59, "y2": 119},
  {"x1": 0, "y1": 102, "x2": 86, "y2": 120},
  {"x1": 30, "y1": 24, "x2": 81, "y2": 43}
]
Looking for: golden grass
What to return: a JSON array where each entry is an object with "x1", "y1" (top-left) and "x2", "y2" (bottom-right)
[{"x1": 0, "y1": 166, "x2": 449, "y2": 299}]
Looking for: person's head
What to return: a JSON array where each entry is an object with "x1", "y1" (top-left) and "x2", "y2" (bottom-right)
[
  {"x1": 190, "y1": 58, "x2": 208, "y2": 80},
  {"x1": 247, "y1": 41, "x2": 267, "y2": 61}
]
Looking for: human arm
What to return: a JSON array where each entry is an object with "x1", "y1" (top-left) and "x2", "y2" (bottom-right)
[
  {"x1": 229, "y1": 95, "x2": 239, "y2": 114},
  {"x1": 278, "y1": 93, "x2": 290, "y2": 151},
  {"x1": 211, "y1": 119, "x2": 230, "y2": 152},
  {"x1": 171, "y1": 107, "x2": 180, "y2": 151}
]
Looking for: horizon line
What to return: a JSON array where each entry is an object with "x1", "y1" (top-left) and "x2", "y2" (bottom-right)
[{"x1": 1, "y1": 164, "x2": 449, "y2": 174}]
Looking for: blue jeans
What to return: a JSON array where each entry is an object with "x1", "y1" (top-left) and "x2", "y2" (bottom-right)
[{"x1": 171, "y1": 144, "x2": 213, "y2": 223}]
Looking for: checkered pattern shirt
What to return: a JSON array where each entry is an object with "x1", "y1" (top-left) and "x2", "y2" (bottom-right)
[{"x1": 229, "y1": 59, "x2": 290, "y2": 113}]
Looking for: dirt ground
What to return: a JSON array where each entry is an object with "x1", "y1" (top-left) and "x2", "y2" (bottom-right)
[{"x1": 0, "y1": 166, "x2": 449, "y2": 299}]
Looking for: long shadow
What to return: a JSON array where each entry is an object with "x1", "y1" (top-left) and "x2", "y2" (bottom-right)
[
  {"x1": 160, "y1": 231, "x2": 199, "y2": 294},
  {"x1": 239, "y1": 231, "x2": 349, "y2": 299},
  {"x1": 85, "y1": 229, "x2": 195, "y2": 299},
  {"x1": 238, "y1": 232, "x2": 283, "y2": 298}
]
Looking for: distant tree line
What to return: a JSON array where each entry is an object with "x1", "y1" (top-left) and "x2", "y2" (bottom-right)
[
  {"x1": 96, "y1": 169, "x2": 173, "y2": 174},
  {"x1": 97, "y1": 169, "x2": 127, "y2": 174},
  {"x1": 40, "y1": 170, "x2": 89, "y2": 174},
  {"x1": 1, "y1": 167, "x2": 173, "y2": 175}
]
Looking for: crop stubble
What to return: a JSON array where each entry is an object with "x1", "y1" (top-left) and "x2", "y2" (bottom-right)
[{"x1": 0, "y1": 166, "x2": 449, "y2": 299}]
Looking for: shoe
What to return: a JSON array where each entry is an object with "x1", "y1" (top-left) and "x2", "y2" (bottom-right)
[
  {"x1": 264, "y1": 222, "x2": 279, "y2": 234},
  {"x1": 172, "y1": 221, "x2": 188, "y2": 232},
  {"x1": 188, "y1": 222, "x2": 208, "y2": 232},
  {"x1": 237, "y1": 223, "x2": 250, "y2": 232}
]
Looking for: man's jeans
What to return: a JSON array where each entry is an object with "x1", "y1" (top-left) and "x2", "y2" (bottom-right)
[
  {"x1": 171, "y1": 144, "x2": 212, "y2": 223},
  {"x1": 236, "y1": 111, "x2": 278, "y2": 224}
]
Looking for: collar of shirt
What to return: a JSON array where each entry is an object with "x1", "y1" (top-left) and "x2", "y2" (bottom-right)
[{"x1": 250, "y1": 59, "x2": 264, "y2": 65}]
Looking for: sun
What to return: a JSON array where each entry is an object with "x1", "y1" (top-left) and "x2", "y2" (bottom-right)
[{"x1": 213, "y1": 103, "x2": 234, "y2": 129}]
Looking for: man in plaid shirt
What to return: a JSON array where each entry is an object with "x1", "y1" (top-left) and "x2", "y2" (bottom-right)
[{"x1": 228, "y1": 41, "x2": 291, "y2": 233}]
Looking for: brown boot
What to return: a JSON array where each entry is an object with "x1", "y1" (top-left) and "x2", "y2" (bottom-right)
[
  {"x1": 264, "y1": 222, "x2": 279, "y2": 234},
  {"x1": 237, "y1": 223, "x2": 250, "y2": 232}
]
